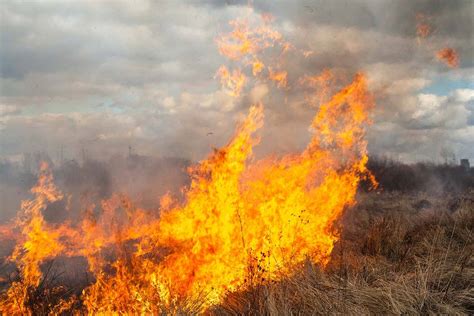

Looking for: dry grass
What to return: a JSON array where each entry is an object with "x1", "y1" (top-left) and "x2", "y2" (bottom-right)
[
  {"x1": 211, "y1": 191, "x2": 474, "y2": 315},
  {"x1": 1, "y1": 191, "x2": 472, "y2": 314}
]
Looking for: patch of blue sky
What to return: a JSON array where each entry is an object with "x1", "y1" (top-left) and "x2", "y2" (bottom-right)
[
  {"x1": 421, "y1": 77, "x2": 474, "y2": 96},
  {"x1": 19, "y1": 92, "x2": 146, "y2": 115}
]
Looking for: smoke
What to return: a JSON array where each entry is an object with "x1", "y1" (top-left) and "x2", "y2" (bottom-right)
[
  {"x1": 0, "y1": 155, "x2": 190, "y2": 224},
  {"x1": 0, "y1": 1, "x2": 473, "y2": 171}
]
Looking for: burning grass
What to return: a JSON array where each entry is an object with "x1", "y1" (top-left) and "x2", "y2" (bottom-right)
[
  {"x1": 1, "y1": 190, "x2": 472, "y2": 314},
  {"x1": 211, "y1": 191, "x2": 474, "y2": 315},
  {"x1": 1, "y1": 8, "x2": 472, "y2": 315},
  {"x1": 0, "y1": 72, "x2": 376, "y2": 313}
]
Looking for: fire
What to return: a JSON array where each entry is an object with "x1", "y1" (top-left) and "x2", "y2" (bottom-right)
[
  {"x1": 416, "y1": 14, "x2": 432, "y2": 40},
  {"x1": 0, "y1": 162, "x2": 72, "y2": 313},
  {"x1": 215, "y1": 65, "x2": 247, "y2": 97},
  {"x1": 215, "y1": 10, "x2": 291, "y2": 95},
  {"x1": 1, "y1": 73, "x2": 374, "y2": 313},
  {"x1": 436, "y1": 48, "x2": 459, "y2": 68},
  {"x1": 1, "y1": 10, "x2": 376, "y2": 314},
  {"x1": 215, "y1": 15, "x2": 282, "y2": 62},
  {"x1": 300, "y1": 69, "x2": 335, "y2": 105},
  {"x1": 268, "y1": 67, "x2": 288, "y2": 88},
  {"x1": 0, "y1": 224, "x2": 16, "y2": 241},
  {"x1": 414, "y1": 14, "x2": 460, "y2": 69},
  {"x1": 252, "y1": 58, "x2": 264, "y2": 76}
]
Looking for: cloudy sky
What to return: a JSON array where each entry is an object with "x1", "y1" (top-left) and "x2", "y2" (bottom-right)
[{"x1": 1, "y1": 0, "x2": 473, "y2": 164}]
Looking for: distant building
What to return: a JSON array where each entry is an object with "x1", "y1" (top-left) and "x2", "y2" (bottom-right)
[{"x1": 460, "y1": 159, "x2": 470, "y2": 171}]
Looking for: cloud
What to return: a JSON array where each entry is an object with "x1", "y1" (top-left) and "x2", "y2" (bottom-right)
[
  {"x1": 0, "y1": 0, "x2": 473, "y2": 163},
  {"x1": 368, "y1": 88, "x2": 474, "y2": 162},
  {"x1": 0, "y1": 104, "x2": 20, "y2": 117}
]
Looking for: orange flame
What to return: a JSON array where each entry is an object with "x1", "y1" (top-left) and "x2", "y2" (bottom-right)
[
  {"x1": 252, "y1": 58, "x2": 265, "y2": 76},
  {"x1": 0, "y1": 162, "x2": 71, "y2": 313},
  {"x1": 415, "y1": 14, "x2": 460, "y2": 69},
  {"x1": 436, "y1": 48, "x2": 459, "y2": 68},
  {"x1": 1, "y1": 72, "x2": 374, "y2": 312},
  {"x1": 416, "y1": 14, "x2": 432, "y2": 40},
  {"x1": 215, "y1": 11, "x2": 288, "y2": 96},
  {"x1": 268, "y1": 67, "x2": 288, "y2": 88},
  {"x1": 215, "y1": 16, "x2": 281, "y2": 61},
  {"x1": 0, "y1": 224, "x2": 16, "y2": 241},
  {"x1": 78, "y1": 73, "x2": 374, "y2": 311},
  {"x1": 1, "y1": 11, "x2": 376, "y2": 314},
  {"x1": 300, "y1": 69, "x2": 335, "y2": 105},
  {"x1": 215, "y1": 65, "x2": 247, "y2": 97}
]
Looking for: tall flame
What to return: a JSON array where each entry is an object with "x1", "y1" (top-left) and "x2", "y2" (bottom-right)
[
  {"x1": 1, "y1": 162, "x2": 71, "y2": 313},
  {"x1": 1, "y1": 10, "x2": 376, "y2": 314}
]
